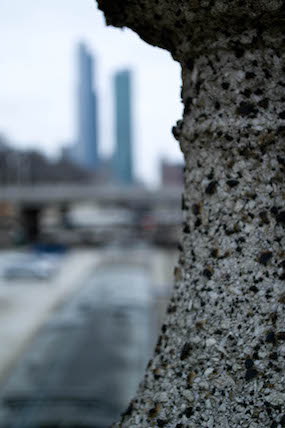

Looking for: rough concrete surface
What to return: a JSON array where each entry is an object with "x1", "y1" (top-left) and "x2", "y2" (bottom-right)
[
  {"x1": 97, "y1": 1, "x2": 285, "y2": 427},
  {"x1": 97, "y1": 0, "x2": 285, "y2": 60}
]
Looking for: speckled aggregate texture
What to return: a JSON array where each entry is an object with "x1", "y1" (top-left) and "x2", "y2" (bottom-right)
[{"x1": 96, "y1": 1, "x2": 285, "y2": 427}]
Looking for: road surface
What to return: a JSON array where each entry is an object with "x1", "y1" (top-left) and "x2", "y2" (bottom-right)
[{"x1": 0, "y1": 248, "x2": 174, "y2": 427}]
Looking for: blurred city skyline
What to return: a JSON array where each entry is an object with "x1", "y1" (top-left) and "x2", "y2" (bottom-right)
[{"x1": 0, "y1": 0, "x2": 183, "y2": 186}]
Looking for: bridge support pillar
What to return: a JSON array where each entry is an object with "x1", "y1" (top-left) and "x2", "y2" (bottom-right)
[
  {"x1": 59, "y1": 204, "x2": 72, "y2": 229},
  {"x1": 20, "y1": 206, "x2": 41, "y2": 243}
]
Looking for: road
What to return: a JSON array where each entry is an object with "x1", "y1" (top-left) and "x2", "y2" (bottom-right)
[
  {"x1": 0, "y1": 250, "x2": 102, "y2": 385},
  {"x1": 0, "y1": 247, "x2": 176, "y2": 428}
]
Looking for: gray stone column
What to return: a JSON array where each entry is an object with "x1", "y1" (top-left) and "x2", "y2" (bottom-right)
[{"x1": 97, "y1": 1, "x2": 285, "y2": 426}]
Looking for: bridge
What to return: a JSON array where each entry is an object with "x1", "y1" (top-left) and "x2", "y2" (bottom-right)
[
  {"x1": 0, "y1": 184, "x2": 181, "y2": 207},
  {"x1": 0, "y1": 184, "x2": 182, "y2": 243}
]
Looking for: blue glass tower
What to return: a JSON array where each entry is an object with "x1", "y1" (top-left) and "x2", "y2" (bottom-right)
[
  {"x1": 76, "y1": 43, "x2": 99, "y2": 170},
  {"x1": 114, "y1": 70, "x2": 133, "y2": 184}
]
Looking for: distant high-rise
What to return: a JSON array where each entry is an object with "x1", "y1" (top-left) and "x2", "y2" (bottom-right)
[
  {"x1": 75, "y1": 43, "x2": 99, "y2": 170},
  {"x1": 113, "y1": 70, "x2": 133, "y2": 184}
]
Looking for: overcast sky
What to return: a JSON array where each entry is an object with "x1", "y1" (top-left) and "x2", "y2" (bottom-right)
[{"x1": 0, "y1": 0, "x2": 183, "y2": 186}]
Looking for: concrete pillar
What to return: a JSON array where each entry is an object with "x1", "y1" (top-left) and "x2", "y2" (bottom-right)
[
  {"x1": 97, "y1": 1, "x2": 285, "y2": 426},
  {"x1": 20, "y1": 205, "x2": 41, "y2": 243},
  {"x1": 59, "y1": 203, "x2": 72, "y2": 229}
]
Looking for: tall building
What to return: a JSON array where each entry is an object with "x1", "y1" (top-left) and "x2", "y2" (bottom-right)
[
  {"x1": 113, "y1": 70, "x2": 133, "y2": 184},
  {"x1": 75, "y1": 43, "x2": 99, "y2": 170}
]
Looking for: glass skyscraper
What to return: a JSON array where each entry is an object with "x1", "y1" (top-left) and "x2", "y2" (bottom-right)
[
  {"x1": 113, "y1": 70, "x2": 133, "y2": 184},
  {"x1": 75, "y1": 43, "x2": 99, "y2": 170}
]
